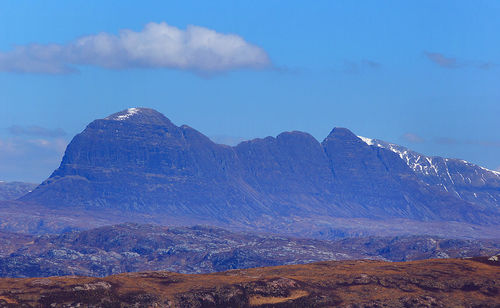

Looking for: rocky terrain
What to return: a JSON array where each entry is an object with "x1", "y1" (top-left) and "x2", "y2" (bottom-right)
[
  {"x1": 0, "y1": 181, "x2": 37, "y2": 201},
  {"x1": 0, "y1": 223, "x2": 498, "y2": 278},
  {"x1": 10, "y1": 107, "x2": 498, "y2": 238},
  {"x1": 0, "y1": 258, "x2": 498, "y2": 307}
]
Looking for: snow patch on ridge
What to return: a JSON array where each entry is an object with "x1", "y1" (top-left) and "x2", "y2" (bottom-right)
[
  {"x1": 480, "y1": 166, "x2": 500, "y2": 176},
  {"x1": 358, "y1": 135, "x2": 500, "y2": 179},
  {"x1": 115, "y1": 108, "x2": 140, "y2": 121},
  {"x1": 358, "y1": 136, "x2": 375, "y2": 146}
]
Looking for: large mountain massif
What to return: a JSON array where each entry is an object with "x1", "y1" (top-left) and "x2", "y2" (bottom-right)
[{"x1": 22, "y1": 108, "x2": 500, "y2": 225}]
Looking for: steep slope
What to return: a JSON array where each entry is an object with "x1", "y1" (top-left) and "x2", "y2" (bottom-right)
[
  {"x1": 23, "y1": 108, "x2": 265, "y2": 220},
  {"x1": 234, "y1": 131, "x2": 336, "y2": 215},
  {"x1": 1, "y1": 258, "x2": 499, "y2": 307},
  {"x1": 323, "y1": 128, "x2": 472, "y2": 221},
  {"x1": 21, "y1": 108, "x2": 500, "y2": 226},
  {"x1": 359, "y1": 136, "x2": 500, "y2": 210}
]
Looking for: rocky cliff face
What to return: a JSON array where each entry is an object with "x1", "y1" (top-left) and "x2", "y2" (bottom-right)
[
  {"x1": 24, "y1": 108, "x2": 255, "y2": 220},
  {"x1": 22, "y1": 108, "x2": 500, "y2": 226}
]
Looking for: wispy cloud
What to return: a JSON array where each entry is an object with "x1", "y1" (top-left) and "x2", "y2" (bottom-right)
[
  {"x1": 0, "y1": 137, "x2": 67, "y2": 154},
  {"x1": 434, "y1": 137, "x2": 459, "y2": 145},
  {"x1": 433, "y1": 137, "x2": 500, "y2": 147},
  {"x1": 0, "y1": 22, "x2": 271, "y2": 74},
  {"x1": 340, "y1": 59, "x2": 381, "y2": 74},
  {"x1": 8, "y1": 125, "x2": 66, "y2": 137},
  {"x1": 478, "y1": 62, "x2": 496, "y2": 70},
  {"x1": 401, "y1": 133, "x2": 425, "y2": 143},
  {"x1": 467, "y1": 140, "x2": 500, "y2": 147},
  {"x1": 362, "y1": 60, "x2": 381, "y2": 69},
  {"x1": 424, "y1": 51, "x2": 496, "y2": 70},
  {"x1": 424, "y1": 52, "x2": 460, "y2": 69}
]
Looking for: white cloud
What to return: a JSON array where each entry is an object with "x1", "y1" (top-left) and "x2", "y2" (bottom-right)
[{"x1": 0, "y1": 22, "x2": 271, "y2": 74}]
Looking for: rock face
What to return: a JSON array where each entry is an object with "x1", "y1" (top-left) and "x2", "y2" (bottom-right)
[
  {"x1": 1, "y1": 223, "x2": 498, "y2": 278},
  {"x1": 23, "y1": 108, "x2": 260, "y2": 220},
  {"x1": 1, "y1": 258, "x2": 498, "y2": 307},
  {"x1": 22, "y1": 108, "x2": 500, "y2": 225}
]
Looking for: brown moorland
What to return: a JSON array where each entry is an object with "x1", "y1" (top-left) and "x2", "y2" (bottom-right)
[{"x1": 0, "y1": 258, "x2": 498, "y2": 307}]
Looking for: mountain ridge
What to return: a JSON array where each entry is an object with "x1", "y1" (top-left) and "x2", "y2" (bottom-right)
[
  {"x1": 359, "y1": 136, "x2": 500, "y2": 209},
  {"x1": 19, "y1": 108, "x2": 500, "y2": 232}
]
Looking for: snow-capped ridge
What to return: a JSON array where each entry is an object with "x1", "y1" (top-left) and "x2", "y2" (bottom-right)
[
  {"x1": 103, "y1": 107, "x2": 175, "y2": 126},
  {"x1": 358, "y1": 135, "x2": 500, "y2": 177},
  {"x1": 358, "y1": 136, "x2": 375, "y2": 146},
  {"x1": 115, "y1": 108, "x2": 140, "y2": 121},
  {"x1": 357, "y1": 133, "x2": 500, "y2": 206},
  {"x1": 480, "y1": 166, "x2": 500, "y2": 176},
  {"x1": 106, "y1": 107, "x2": 142, "y2": 121}
]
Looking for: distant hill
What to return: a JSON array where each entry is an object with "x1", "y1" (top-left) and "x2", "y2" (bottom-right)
[
  {"x1": 0, "y1": 181, "x2": 37, "y2": 201},
  {"x1": 0, "y1": 223, "x2": 498, "y2": 278}
]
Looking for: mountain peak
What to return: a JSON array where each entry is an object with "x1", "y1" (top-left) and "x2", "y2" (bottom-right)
[
  {"x1": 324, "y1": 127, "x2": 361, "y2": 142},
  {"x1": 104, "y1": 108, "x2": 173, "y2": 126}
]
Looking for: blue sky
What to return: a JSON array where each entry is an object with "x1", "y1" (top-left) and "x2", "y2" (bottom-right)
[{"x1": 1, "y1": 1, "x2": 499, "y2": 182}]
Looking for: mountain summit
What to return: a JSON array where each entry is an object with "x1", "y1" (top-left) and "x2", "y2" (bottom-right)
[
  {"x1": 22, "y1": 108, "x2": 500, "y2": 228},
  {"x1": 105, "y1": 107, "x2": 174, "y2": 126}
]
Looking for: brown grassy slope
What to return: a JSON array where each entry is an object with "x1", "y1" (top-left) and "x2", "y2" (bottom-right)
[{"x1": 0, "y1": 258, "x2": 498, "y2": 307}]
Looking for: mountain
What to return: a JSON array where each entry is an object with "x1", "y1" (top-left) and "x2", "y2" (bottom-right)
[
  {"x1": 1, "y1": 223, "x2": 498, "y2": 278},
  {"x1": 1, "y1": 258, "x2": 499, "y2": 307},
  {"x1": 0, "y1": 181, "x2": 37, "y2": 201},
  {"x1": 18, "y1": 108, "x2": 500, "y2": 235},
  {"x1": 359, "y1": 136, "x2": 500, "y2": 209}
]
